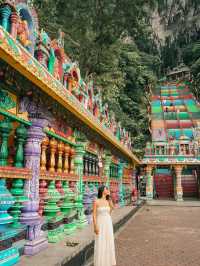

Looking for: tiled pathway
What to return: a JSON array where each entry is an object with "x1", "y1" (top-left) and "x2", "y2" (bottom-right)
[{"x1": 116, "y1": 205, "x2": 200, "y2": 266}]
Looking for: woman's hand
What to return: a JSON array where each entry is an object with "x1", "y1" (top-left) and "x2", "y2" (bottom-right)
[{"x1": 94, "y1": 226, "x2": 99, "y2": 235}]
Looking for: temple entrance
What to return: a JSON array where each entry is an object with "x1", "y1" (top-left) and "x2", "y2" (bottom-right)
[{"x1": 154, "y1": 168, "x2": 174, "y2": 199}]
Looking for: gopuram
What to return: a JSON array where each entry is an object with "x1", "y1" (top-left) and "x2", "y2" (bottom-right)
[
  {"x1": 142, "y1": 65, "x2": 200, "y2": 201},
  {"x1": 0, "y1": 1, "x2": 140, "y2": 265}
]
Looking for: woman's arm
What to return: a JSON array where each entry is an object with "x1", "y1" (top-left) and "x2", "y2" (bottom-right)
[{"x1": 93, "y1": 200, "x2": 99, "y2": 235}]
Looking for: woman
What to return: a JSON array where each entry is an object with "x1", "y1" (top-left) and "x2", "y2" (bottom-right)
[{"x1": 93, "y1": 185, "x2": 116, "y2": 266}]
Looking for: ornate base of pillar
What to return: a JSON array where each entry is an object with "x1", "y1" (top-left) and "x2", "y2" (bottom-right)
[
  {"x1": 24, "y1": 237, "x2": 48, "y2": 255},
  {"x1": 47, "y1": 225, "x2": 64, "y2": 243},
  {"x1": 64, "y1": 221, "x2": 77, "y2": 235},
  {"x1": 20, "y1": 200, "x2": 48, "y2": 255},
  {"x1": 146, "y1": 191, "x2": 153, "y2": 200},
  {"x1": 77, "y1": 214, "x2": 88, "y2": 229},
  {"x1": 175, "y1": 188, "x2": 183, "y2": 202},
  {"x1": 175, "y1": 194, "x2": 183, "y2": 202}
]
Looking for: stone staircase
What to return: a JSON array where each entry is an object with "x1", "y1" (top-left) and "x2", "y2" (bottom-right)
[{"x1": 154, "y1": 169, "x2": 174, "y2": 199}]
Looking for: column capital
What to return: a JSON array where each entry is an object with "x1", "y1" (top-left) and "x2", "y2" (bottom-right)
[
  {"x1": 174, "y1": 165, "x2": 183, "y2": 174},
  {"x1": 146, "y1": 164, "x2": 154, "y2": 174}
]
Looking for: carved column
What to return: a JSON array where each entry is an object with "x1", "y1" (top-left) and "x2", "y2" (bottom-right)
[
  {"x1": 174, "y1": 165, "x2": 183, "y2": 201},
  {"x1": 10, "y1": 12, "x2": 19, "y2": 39},
  {"x1": 146, "y1": 165, "x2": 153, "y2": 200},
  {"x1": 57, "y1": 141, "x2": 64, "y2": 173},
  {"x1": 63, "y1": 144, "x2": 70, "y2": 173},
  {"x1": 40, "y1": 136, "x2": 49, "y2": 171},
  {"x1": 14, "y1": 123, "x2": 27, "y2": 168},
  {"x1": 70, "y1": 147, "x2": 75, "y2": 174},
  {"x1": 74, "y1": 142, "x2": 86, "y2": 194},
  {"x1": 49, "y1": 138, "x2": 57, "y2": 172},
  {"x1": 0, "y1": 117, "x2": 13, "y2": 166},
  {"x1": 0, "y1": 5, "x2": 12, "y2": 31},
  {"x1": 20, "y1": 119, "x2": 48, "y2": 255},
  {"x1": 118, "y1": 161, "x2": 125, "y2": 207},
  {"x1": 74, "y1": 141, "x2": 87, "y2": 228},
  {"x1": 104, "y1": 151, "x2": 112, "y2": 187}
]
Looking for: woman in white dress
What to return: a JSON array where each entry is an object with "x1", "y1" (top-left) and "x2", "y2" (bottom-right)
[{"x1": 93, "y1": 185, "x2": 116, "y2": 266}]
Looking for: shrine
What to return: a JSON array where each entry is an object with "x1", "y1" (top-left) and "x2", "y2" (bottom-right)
[{"x1": 0, "y1": 1, "x2": 139, "y2": 265}]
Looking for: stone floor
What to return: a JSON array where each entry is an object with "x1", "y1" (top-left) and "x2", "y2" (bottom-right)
[{"x1": 115, "y1": 204, "x2": 200, "y2": 266}]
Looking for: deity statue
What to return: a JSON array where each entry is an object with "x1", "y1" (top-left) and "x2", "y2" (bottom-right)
[
  {"x1": 110, "y1": 112, "x2": 117, "y2": 134},
  {"x1": 53, "y1": 58, "x2": 60, "y2": 80},
  {"x1": 87, "y1": 80, "x2": 94, "y2": 112},
  {"x1": 57, "y1": 29, "x2": 65, "y2": 49},
  {"x1": 17, "y1": 18, "x2": 31, "y2": 47},
  {"x1": 39, "y1": 29, "x2": 50, "y2": 47},
  {"x1": 48, "y1": 47, "x2": 56, "y2": 75},
  {"x1": 116, "y1": 121, "x2": 122, "y2": 140}
]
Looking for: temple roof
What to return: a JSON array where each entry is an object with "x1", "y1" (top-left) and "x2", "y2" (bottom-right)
[
  {"x1": 166, "y1": 64, "x2": 190, "y2": 77},
  {"x1": 0, "y1": 26, "x2": 140, "y2": 164}
]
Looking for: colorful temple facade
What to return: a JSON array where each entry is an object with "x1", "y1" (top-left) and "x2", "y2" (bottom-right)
[
  {"x1": 0, "y1": 1, "x2": 139, "y2": 265},
  {"x1": 142, "y1": 68, "x2": 200, "y2": 201}
]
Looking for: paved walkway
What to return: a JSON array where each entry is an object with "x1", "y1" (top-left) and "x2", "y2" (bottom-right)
[
  {"x1": 18, "y1": 206, "x2": 137, "y2": 266},
  {"x1": 115, "y1": 205, "x2": 200, "y2": 266}
]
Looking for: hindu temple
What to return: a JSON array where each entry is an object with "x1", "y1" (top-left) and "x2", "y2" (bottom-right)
[
  {"x1": 0, "y1": 0, "x2": 139, "y2": 265},
  {"x1": 142, "y1": 66, "x2": 200, "y2": 201}
]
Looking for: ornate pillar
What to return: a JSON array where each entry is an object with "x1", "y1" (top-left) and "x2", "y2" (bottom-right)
[
  {"x1": 20, "y1": 119, "x2": 48, "y2": 255},
  {"x1": 0, "y1": 117, "x2": 13, "y2": 166},
  {"x1": 146, "y1": 165, "x2": 153, "y2": 200},
  {"x1": 63, "y1": 144, "x2": 70, "y2": 173},
  {"x1": 118, "y1": 161, "x2": 125, "y2": 207},
  {"x1": 0, "y1": 5, "x2": 12, "y2": 31},
  {"x1": 174, "y1": 165, "x2": 183, "y2": 201},
  {"x1": 40, "y1": 136, "x2": 49, "y2": 171},
  {"x1": 74, "y1": 140, "x2": 87, "y2": 228},
  {"x1": 57, "y1": 141, "x2": 64, "y2": 173},
  {"x1": 70, "y1": 147, "x2": 75, "y2": 174},
  {"x1": 104, "y1": 151, "x2": 112, "y2": 187},
  {"x1": 14, "y1": 123, "x2": 27, "y2": 168},
  {"x1": 0, "y1": 179, "x2": 20, "y2": 265},
  {"x1": 49, "y1": 138, "x2": 57, "y2": 172},
  {"x1": 74, "y1": 142, "x2": 86, "y2": 194}
]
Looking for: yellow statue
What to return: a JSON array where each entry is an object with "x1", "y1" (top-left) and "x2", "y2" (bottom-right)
[{"x1": 17, "y1": 19, "x2": 32, "y2": 47}]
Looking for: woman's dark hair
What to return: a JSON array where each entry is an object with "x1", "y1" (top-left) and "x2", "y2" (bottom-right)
[{"x1": 98, "y1": 185, "x2": 106, "y2": 199}]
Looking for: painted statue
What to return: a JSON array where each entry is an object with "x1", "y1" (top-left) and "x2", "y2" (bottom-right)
[
  {"x1": 48, "y1": 48, "x2": 56, "y2": 75},
  {"x1": 17, "y1": 18, "x2": 31, "y2": 47}
]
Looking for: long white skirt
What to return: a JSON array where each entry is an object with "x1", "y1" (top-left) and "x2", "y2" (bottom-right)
[{"x1": 94, "y1": 207, "x2": 116, "y2": 266}]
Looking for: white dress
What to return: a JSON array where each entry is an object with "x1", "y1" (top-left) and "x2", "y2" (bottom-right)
[{"x1": 94, "y1": 206, "x2": 116, "y2": 266}]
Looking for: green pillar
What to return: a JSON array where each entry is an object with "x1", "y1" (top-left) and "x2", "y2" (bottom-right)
[
  {"x1": 118, "y1": 161, "x2": 125, "y2": 207},
  {"x1": 74, "y1": 140, "x2": 87, "y2": 229},
  {"x1": 44, "y1": 181, "x2": 63, "y2": 243},
  {"x1": 104, "y1": 151, "x2": 112, "y2": 187},
  {"x1": 74, "y1": 142, "x2": 86, "y2": 194},
  {"x1": 9, "y1": 179, "x2": 28, "y2": 228},
  {"x1": 0, "y1": 117, "x2": 13, "y2": 166},
  {"x1": 14, "y1": 124, "x2": 27, "y2": 168}
]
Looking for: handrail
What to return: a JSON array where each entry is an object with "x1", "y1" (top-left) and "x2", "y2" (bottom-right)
[
  {"x1": 0, "y1": 107, "x2": 32, "y2": 126},
  {"x1": 44, "y1": 128, "x2": 77, "y2": 147}
]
